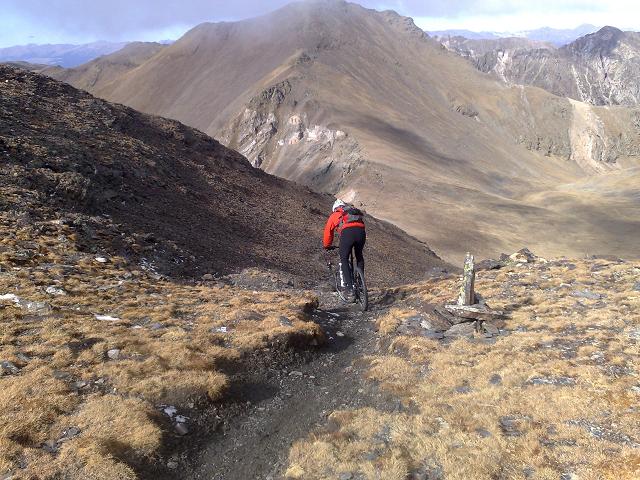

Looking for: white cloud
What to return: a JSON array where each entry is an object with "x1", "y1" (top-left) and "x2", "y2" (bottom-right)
[
  {"x1": 1, "y1": 0, "x2": 639, "y2": 47},
  {"x1": 411, "y1": 1, "x2": 640, "y2": 32}
]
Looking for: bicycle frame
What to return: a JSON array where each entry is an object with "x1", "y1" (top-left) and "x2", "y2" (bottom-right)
[{"x1": 324, "y1": 247, "x2": 365, "y2": 309}]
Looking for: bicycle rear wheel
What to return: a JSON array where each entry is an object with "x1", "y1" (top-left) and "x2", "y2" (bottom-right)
[{"x1": 352, "y1": 264, "x2": 368, "y2": 311}]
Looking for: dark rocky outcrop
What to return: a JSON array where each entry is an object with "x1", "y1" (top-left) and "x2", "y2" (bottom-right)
[{"x1": 0, "y1": 65, "x2": 446, "y2": 284}]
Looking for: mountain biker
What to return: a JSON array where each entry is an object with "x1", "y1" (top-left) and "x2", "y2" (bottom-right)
[{"x1": 323, "y1": 199, "x2": 366, "y2": 301}]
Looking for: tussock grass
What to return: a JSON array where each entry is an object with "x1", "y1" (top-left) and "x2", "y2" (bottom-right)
[
  {"x1": 0, "y1": 215, "x2": 322, "y2": 478},
  {"x1": 286, "y1": 258, "x2": 640, "y2": 479}
]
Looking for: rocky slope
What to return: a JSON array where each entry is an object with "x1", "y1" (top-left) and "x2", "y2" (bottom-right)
[
  {"x1": 0, "y1": 65, "x2": 445, "y2": 286},
  {"x1": 441, "y1": 26, "x2": 640, "y2": 107},
  {"x1": 42, "y1": 1, "x2": 640, "y2": 263}
]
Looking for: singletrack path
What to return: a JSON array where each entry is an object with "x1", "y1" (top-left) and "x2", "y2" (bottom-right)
[{"x1": 178, "y1": 290, "x2": 396, "y2": 480}]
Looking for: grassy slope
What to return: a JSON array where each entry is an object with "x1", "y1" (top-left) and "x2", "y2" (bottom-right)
[
  {"x1": 285, "y1": 257, "x2": 640, "y2": 479},
  {"x1": 0, "y1": 209, "x2": 322, "y2": 479}
]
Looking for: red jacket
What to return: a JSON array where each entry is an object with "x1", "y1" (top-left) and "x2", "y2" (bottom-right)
[{"x1": 323, "y1": 207, "x2": 365, "y2": 248}]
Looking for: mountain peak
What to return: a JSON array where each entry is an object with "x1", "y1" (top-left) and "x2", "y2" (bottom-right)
[
  {"x1": 566, "y1": 25, "x2": 626, "y2": 54},
  {"x1": 596, "y1": 25, "x2": 624, "y2": 35}
]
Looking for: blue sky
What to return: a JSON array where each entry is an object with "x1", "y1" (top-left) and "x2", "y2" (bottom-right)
[{"x1": 1, "y1": 0, "x2": 638, "y2": 47}]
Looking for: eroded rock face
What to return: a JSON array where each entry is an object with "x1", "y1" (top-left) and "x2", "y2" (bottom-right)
[
  {"x1": 441, "y1": 27, "x2": 640, "y2": 107},
  {"x1": 220, "y1": 78, "x2": 363, "y2": 192}
]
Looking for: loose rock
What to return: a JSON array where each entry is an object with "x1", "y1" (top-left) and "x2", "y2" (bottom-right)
[
  {"x1": 107, "y1": 349, "x2": 121, "y2": 360},
  {"x1": 571, "y1": 290, "x2": 602, "y2": 300},
  {"x1": 444, "y1": 322, "x2": 476, "y2": 338},
  {"x1": 45, "y1": 286, "x2": 66, "y2": 296},
  {"x1": 175, "y1": 423, "x2": 189, "y2": 436},
  {"x1": 95, "y1": 314, "x2": 121, "y2": 321},
  {"x1": 0, "y1": 361, "x2": 20, "y2": 375},
  {"x1": 0, "y1": 293, "x2": 20, "y2": 304},
  {"x1": 528, "y1": 376, "x2": 576, "y2": 387},
  {"x1": 483, "y1": 322, "x2": 500, "y2": 336}
]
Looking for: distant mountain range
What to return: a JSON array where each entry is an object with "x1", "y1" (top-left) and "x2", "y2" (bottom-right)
[
  {"x1": 0, "y1": 40, "x2": 174, "y2": 67},
  {"x1": 0, "y1": 41, "x2": 128, "y2": 67},
  {"x1": 438, "y1": 26, "x2": 640, "y2": 106},
  {"x1": 429, "y1": 24, "x2": 600, "y2": 46},
  {"x1": 0, "y1": 24, "x2": 602, "y2": 68}
]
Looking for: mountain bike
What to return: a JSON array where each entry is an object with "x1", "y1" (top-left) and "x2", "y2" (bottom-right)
[{"x1": 324, "y1": 246, "x2": 368, "y2": 311}]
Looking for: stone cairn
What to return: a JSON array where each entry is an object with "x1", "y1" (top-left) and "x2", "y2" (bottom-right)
[{"x1": 435, "y1": 253, "x2": 506, "y2": 339}]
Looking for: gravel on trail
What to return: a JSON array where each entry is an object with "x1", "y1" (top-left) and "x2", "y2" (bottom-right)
[{"x1": 155, "y1": 289, "x2": 397, "y2": 480}]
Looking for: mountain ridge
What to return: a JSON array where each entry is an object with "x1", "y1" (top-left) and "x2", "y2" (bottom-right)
[
  {"x1": 0, "y1": 64, "x2": 445, "y2": 285},
  {"x1": 43, "y1": 1, "x2": 640, "y2": 263},
  {"x1": 439, "y1": 26, "x2": 640, "y2": 107}
]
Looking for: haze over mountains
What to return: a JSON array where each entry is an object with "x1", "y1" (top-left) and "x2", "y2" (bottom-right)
[
  {"x1": 39, "y1": 0, "x2": 640, "y2": 263},
  {"x1": 0, "y1": 41, "x2": 129, "y2": 67},
  {"x1": 429, "y1": 24, "x2": 600, "y2": 46}
]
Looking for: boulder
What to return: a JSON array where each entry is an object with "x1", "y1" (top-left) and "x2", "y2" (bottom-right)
[
  {"x1": 476, "y1": 258, "x2": 504, "y2": 271},
  {"x1": 509, "y1": 248, "x2": 538, "y2": 264},
  {"x1": 444, "y1": 322, "x2": 476, "y2": 338},
  {"x1": 107, "y1": 349, "x2": 121, "y2": 360},
  {"x1": 45, "y1": 286, "x2": 67, "y2": 296},
  {"x1": 483, "y1": 322, "x2": 500, "y2": 336},
  {"x1": 0, "y1": 361, "x2": 20, "y2": 375},
  {"x1": 20, "y1": 300, "x2": 52, "y2": 315}
]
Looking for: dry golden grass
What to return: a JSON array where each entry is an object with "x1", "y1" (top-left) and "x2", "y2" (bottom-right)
[
  {"x1": 0, "y1": 215, "x2": 322, "y2": 479},
  {"x1": 286, "y1": 258, "x2": 640, "y2": 479}
]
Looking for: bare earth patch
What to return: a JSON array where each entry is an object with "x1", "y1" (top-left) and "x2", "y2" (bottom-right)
[{"x1": 285, "y1": 257, "x2": 640, "y2": 479}]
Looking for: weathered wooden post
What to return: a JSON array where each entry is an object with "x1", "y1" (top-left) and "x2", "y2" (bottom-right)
[{"x1": 458, "y1": 252, "x2": 475, "y2": 306}]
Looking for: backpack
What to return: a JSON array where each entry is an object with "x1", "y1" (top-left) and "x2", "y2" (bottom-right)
[{"x1": 339, "y1": 205, "x2": 364, "y2": 228}]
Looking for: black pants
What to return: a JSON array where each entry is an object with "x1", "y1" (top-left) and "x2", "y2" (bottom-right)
[{"x1": 339, "y1": 226, "x2": 366, "y2": 290}]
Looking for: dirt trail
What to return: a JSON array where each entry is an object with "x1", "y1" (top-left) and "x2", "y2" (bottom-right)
[{"x1": 175, "y1": 291, "x2": 394, "y2": 480}]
